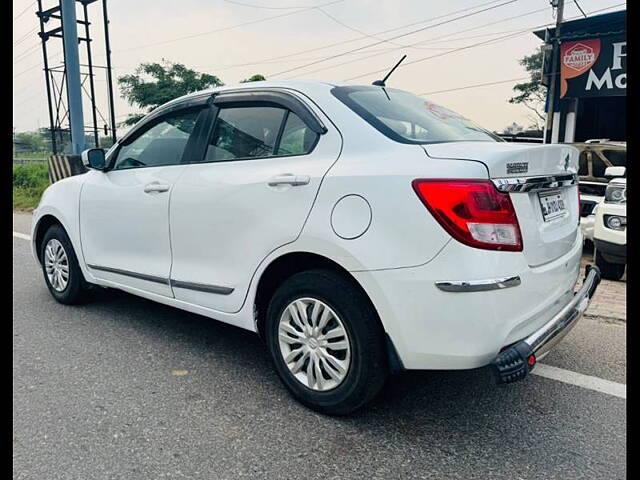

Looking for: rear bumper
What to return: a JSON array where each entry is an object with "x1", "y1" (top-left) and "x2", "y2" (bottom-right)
[
  {"x1": 352, "y1": 232, "x2": 585, "y2": 370},
  {"x1": 491, "y1": 265, "x2": 601, "y2": 383}
]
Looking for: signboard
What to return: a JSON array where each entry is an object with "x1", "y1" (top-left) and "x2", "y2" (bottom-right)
[{"x1": 560, "y1": 34, "x2": 626, "y2": 98}]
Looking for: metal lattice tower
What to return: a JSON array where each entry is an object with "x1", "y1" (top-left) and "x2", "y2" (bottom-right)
[{"x1": 36, "y1": 0, "x2": 117, "y2": 154}]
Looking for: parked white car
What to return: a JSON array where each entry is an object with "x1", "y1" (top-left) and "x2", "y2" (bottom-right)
[
  {"x1": 574, "y1": 141, "x2": 626, "y2": 243},
  {"x1": 31, "y1": 81, "x2": 601, "y2": 414},
  {"x1": 593, "y1": 168, "x2": 626, "y2": 280}
]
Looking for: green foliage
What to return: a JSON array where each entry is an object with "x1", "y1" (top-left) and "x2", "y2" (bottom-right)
[
  {"x1": 13, "y1": 163, "x2": 50, "y2": 210},
  {"x1": 240, "y1": 74, "x2": 266, "y2": 83},
  {"x1": 118, "y1": 60, "x2": 268, "y2": 125},
  {"x1": 13, "y1": 163, "x2": 49, "y2": 189},
  {"x1": 509, "y1": 48, "x2": 546, "y2": 131},
  {"x1": 15, "y1": 131, "x2": 46, "y2": 152},
  {"x1": 118, "y1": 60, "x2": 224, "y2": 125}
]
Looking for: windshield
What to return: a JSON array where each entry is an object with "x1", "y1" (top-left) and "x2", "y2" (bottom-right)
[{"x1": 331, "y1": 85, "x2": 501, "y2": 144}]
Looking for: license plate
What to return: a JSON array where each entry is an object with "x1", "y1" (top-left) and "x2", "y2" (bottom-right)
[{"x1": 538, "y1": 190, "x2": 567, "y2": 222}]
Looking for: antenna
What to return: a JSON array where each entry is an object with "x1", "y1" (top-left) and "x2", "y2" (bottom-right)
[{"x1": 372, "y1": 55, "x2": 407, "y2": 87}]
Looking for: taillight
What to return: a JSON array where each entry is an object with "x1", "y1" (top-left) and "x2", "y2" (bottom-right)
[
  {"x1": 577, "y1": 188, "x2": 581, "y2": 216},
  {"x1": 412, "y1": 179, "x2": 523, "y2": 252}
]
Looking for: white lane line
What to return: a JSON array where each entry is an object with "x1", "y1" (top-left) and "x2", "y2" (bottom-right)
[
  {"x1": 533, "y1": 363, "x2": 626, "y2": 399},
  {"x1": 13, "y1": 232, "x2": 31, "y2": 241}
]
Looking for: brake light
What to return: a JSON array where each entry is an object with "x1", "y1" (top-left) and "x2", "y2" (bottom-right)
[{"x1": 412, "y1": 179, "x2": 523, "y2": 251}]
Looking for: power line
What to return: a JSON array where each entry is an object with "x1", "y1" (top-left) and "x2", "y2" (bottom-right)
[
  {"x1": 13, "y1": 1, "x2": 36, "y2": 21},
  {"x1": 109, "y1": 0, "x2": 345, "y2": 54},
  {"x1": 343, "y1": 29, "x2": 544, "y2": 82},
  {"x1": 221, "y1": 0, "x2": 323, "y2": 9},
  {"x1": 342, "y1": 2, "x2": 626, "y2": 82},
  {"x1": 267, "y1": 0, "x2": 518, "y2": 77},
  {"x1": 292, "y1": 8, "x2": 550, "y2": 78},
  {"x1": 14, "y1": 26, "x2": 38, "y2": 46},
  {"x1": 14, "y1": 88, "x2": 45, "y2": 109},
  {"x1": 407, "y1": 6, "x2": 549, "y2": 49},
  {"x1": 202, "y1": 0, "x2": 508, "y2": 72},
  {"x1": 13, "y1": 61, "x2": 44, "y2": 79},
  {"x1": 13, "y1": 51, "x2": 63, "y2": 79},
  {"x1": 14, "y1": 43, "x2": 41, "y2": 63},
  {"x1": 110, "y1": 0, "x2": 507, "y2": 72},
  {"x1": 315, "y1": 7, "x2": 407, "y2": 49},
  {"x1": 573, "y1": 0, "x2": 587, "y2": 18},
  {"x1": 418, "y1": 76, "x2": 529, "y2": 96}
]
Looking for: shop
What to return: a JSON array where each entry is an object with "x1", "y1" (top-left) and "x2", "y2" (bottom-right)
[{"x1": 535, "y1": 10, "x2": 626, "y2": 143}]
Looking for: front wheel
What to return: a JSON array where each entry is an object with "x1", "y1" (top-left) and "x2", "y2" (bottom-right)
[
  {"x1": 40, "y1": 224, "x2": 91, "y2": 304},
  {"x1": 595, "y1": 250, "x2": 625, "y2": 281},
  {"x1": 265, "y1": 269, "x2": 388, "y2": 415}
]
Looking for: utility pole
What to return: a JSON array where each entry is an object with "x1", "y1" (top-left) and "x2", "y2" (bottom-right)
[
  {"x1": 544, "y1": 0, "x2": 564, "y2": 144},
  {"x1": 60, "y1": 0, "x2": 86, "y2": 154},
  {"x1": 103, "y1": 0, "x2": 117, "y2": 145}
]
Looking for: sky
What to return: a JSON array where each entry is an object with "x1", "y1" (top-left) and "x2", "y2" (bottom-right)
[{"x1": 13, "y1": 0, "x2": 625, "y2": 135}]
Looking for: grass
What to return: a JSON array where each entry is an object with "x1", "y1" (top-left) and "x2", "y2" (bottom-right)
[
  {"x1": 13, "y1": 163, "x2": 50, "y2": 211},
  {"x1": 14, "y1": 151, "x2": 50, "y2": 160}
]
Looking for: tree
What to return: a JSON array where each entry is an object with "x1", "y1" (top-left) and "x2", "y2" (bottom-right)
[
  {"x1": 240, "y1": 74, "x2": 266, "y2": 83},
  {"x1": 509, "y1": 48, "x2": 546, "y2": 131},
  {"x1": 14, "y1": 131, "x2": 46, "y2": 153},
  {"x1": 118, "y1": 60, "x2": 224, "y2": 126}
]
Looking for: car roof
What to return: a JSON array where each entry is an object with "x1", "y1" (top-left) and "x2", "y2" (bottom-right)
[{"x1": 168, "y1": 80, "x2": 343, "y2": 105}]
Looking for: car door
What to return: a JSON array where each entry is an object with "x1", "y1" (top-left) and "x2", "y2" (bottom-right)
[
  {"x1": 169, "y1": 89, "x2": 342, "y2": 313},
  {"x1": 80, "y1": 105, "x2": 206, "y2": 296}
]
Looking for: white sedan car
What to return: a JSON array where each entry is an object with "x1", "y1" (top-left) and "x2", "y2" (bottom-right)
[{"x1": 31, "y1": 81, "x2": 601, "y2": 414}]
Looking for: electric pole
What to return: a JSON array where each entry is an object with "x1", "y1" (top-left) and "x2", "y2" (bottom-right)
[
  {"x1": 544, "y1": 0, "x2": 564, "y2": 144},
  {"x1": 37, "y1": 0, "x2": 117, "y2": 155},
  {"x1": 60, "y1": 0, "x2": 86, "y2": 154}
]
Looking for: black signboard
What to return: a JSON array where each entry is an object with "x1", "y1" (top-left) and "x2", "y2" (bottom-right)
[{"x1": 560, "y1": 33, "x2": 626, "y2": 98}]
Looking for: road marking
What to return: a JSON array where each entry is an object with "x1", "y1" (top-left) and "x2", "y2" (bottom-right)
[
  {"x1": 11, "y1": 230, "x2": 627, "y2": 399},
  {"x1": 533, "y1": 363, "x2": 626, "y2": 399}
]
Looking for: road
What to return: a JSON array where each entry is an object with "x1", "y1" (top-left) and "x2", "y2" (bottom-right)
[{"x1": 13, "y1": 213, "x2": 625, "y2": 479}]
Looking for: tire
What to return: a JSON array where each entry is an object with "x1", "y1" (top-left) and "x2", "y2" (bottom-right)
[
  {"x1": 40, "y1": 224, "x2": 91, "y2": 305},
  {"x1": 595, "y1": 250, "x2": 625, "y2": 281},
  {"x1": 265, "y1": 269, "x2": 388, "y2": 415}
]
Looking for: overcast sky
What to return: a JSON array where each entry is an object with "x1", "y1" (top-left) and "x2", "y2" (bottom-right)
[{"x1": 13, "y1": 0, "x2": 625, "y2": 135}]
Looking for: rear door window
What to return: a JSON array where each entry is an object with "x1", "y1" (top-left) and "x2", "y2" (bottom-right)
[
  {"x1": 204, "y1": 106, "x2": 286, "y2": 162},
  {"x1": 276, "y1": 111, "x2": 319, "y2": 156}
]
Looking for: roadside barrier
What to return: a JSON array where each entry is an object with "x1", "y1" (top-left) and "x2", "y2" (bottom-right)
[{"x1": 48, "y1": 155, "x2": 87, "y2": 183}]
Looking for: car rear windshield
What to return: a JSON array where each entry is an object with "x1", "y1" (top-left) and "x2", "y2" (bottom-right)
[{"x1": 331, "y1": 85, "x2": 501, "y2": 144}]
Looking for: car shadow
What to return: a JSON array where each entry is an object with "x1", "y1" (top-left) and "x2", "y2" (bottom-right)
[{"x1": 86, "y1": 286, "x2": 587, "y2": 422}]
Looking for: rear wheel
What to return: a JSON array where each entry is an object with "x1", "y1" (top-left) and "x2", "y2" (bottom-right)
[
  {"x1": 40, "y1": 224, "x2": 91, "y2": 304},
  {"x1": 595, "y1": 250, "x2": 625, "y2": 281},
  {"x1": 265, "y1": 269, "x2": 388, "y2": 415}
]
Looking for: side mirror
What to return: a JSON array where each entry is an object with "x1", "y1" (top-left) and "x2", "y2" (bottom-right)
[
  {"x1": 81, "y1": 148, "x2": 106, "y2": 170},
  {"x1": 604, "y1": 166, "x2": 625, "y2": 178}
]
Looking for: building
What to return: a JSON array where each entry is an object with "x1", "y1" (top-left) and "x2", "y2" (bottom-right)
[{"x1": 534, "y1": 10, "x2": 626, "y2": 143}]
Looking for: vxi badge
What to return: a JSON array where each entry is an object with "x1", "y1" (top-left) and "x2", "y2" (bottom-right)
[{"x1": 506, "y1": 162, "x2": 529, "y2": 174}]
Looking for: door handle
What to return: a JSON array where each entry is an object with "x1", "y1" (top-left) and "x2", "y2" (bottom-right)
[
  {"x1": 144, "y1": 183, "x2": 170, "y2": 193},
  {"x1": 267, "y1": 174, "x2": 310, "y2": 187}
]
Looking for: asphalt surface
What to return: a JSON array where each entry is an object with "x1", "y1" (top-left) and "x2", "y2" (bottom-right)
[{"x1": 13, "y1": 215, "x2": 626, "y2": 479}]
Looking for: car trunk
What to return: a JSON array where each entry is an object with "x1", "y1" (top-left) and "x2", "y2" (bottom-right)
[{"x1": 422, "y1": 142, "x2": 581, "y2": 267}]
